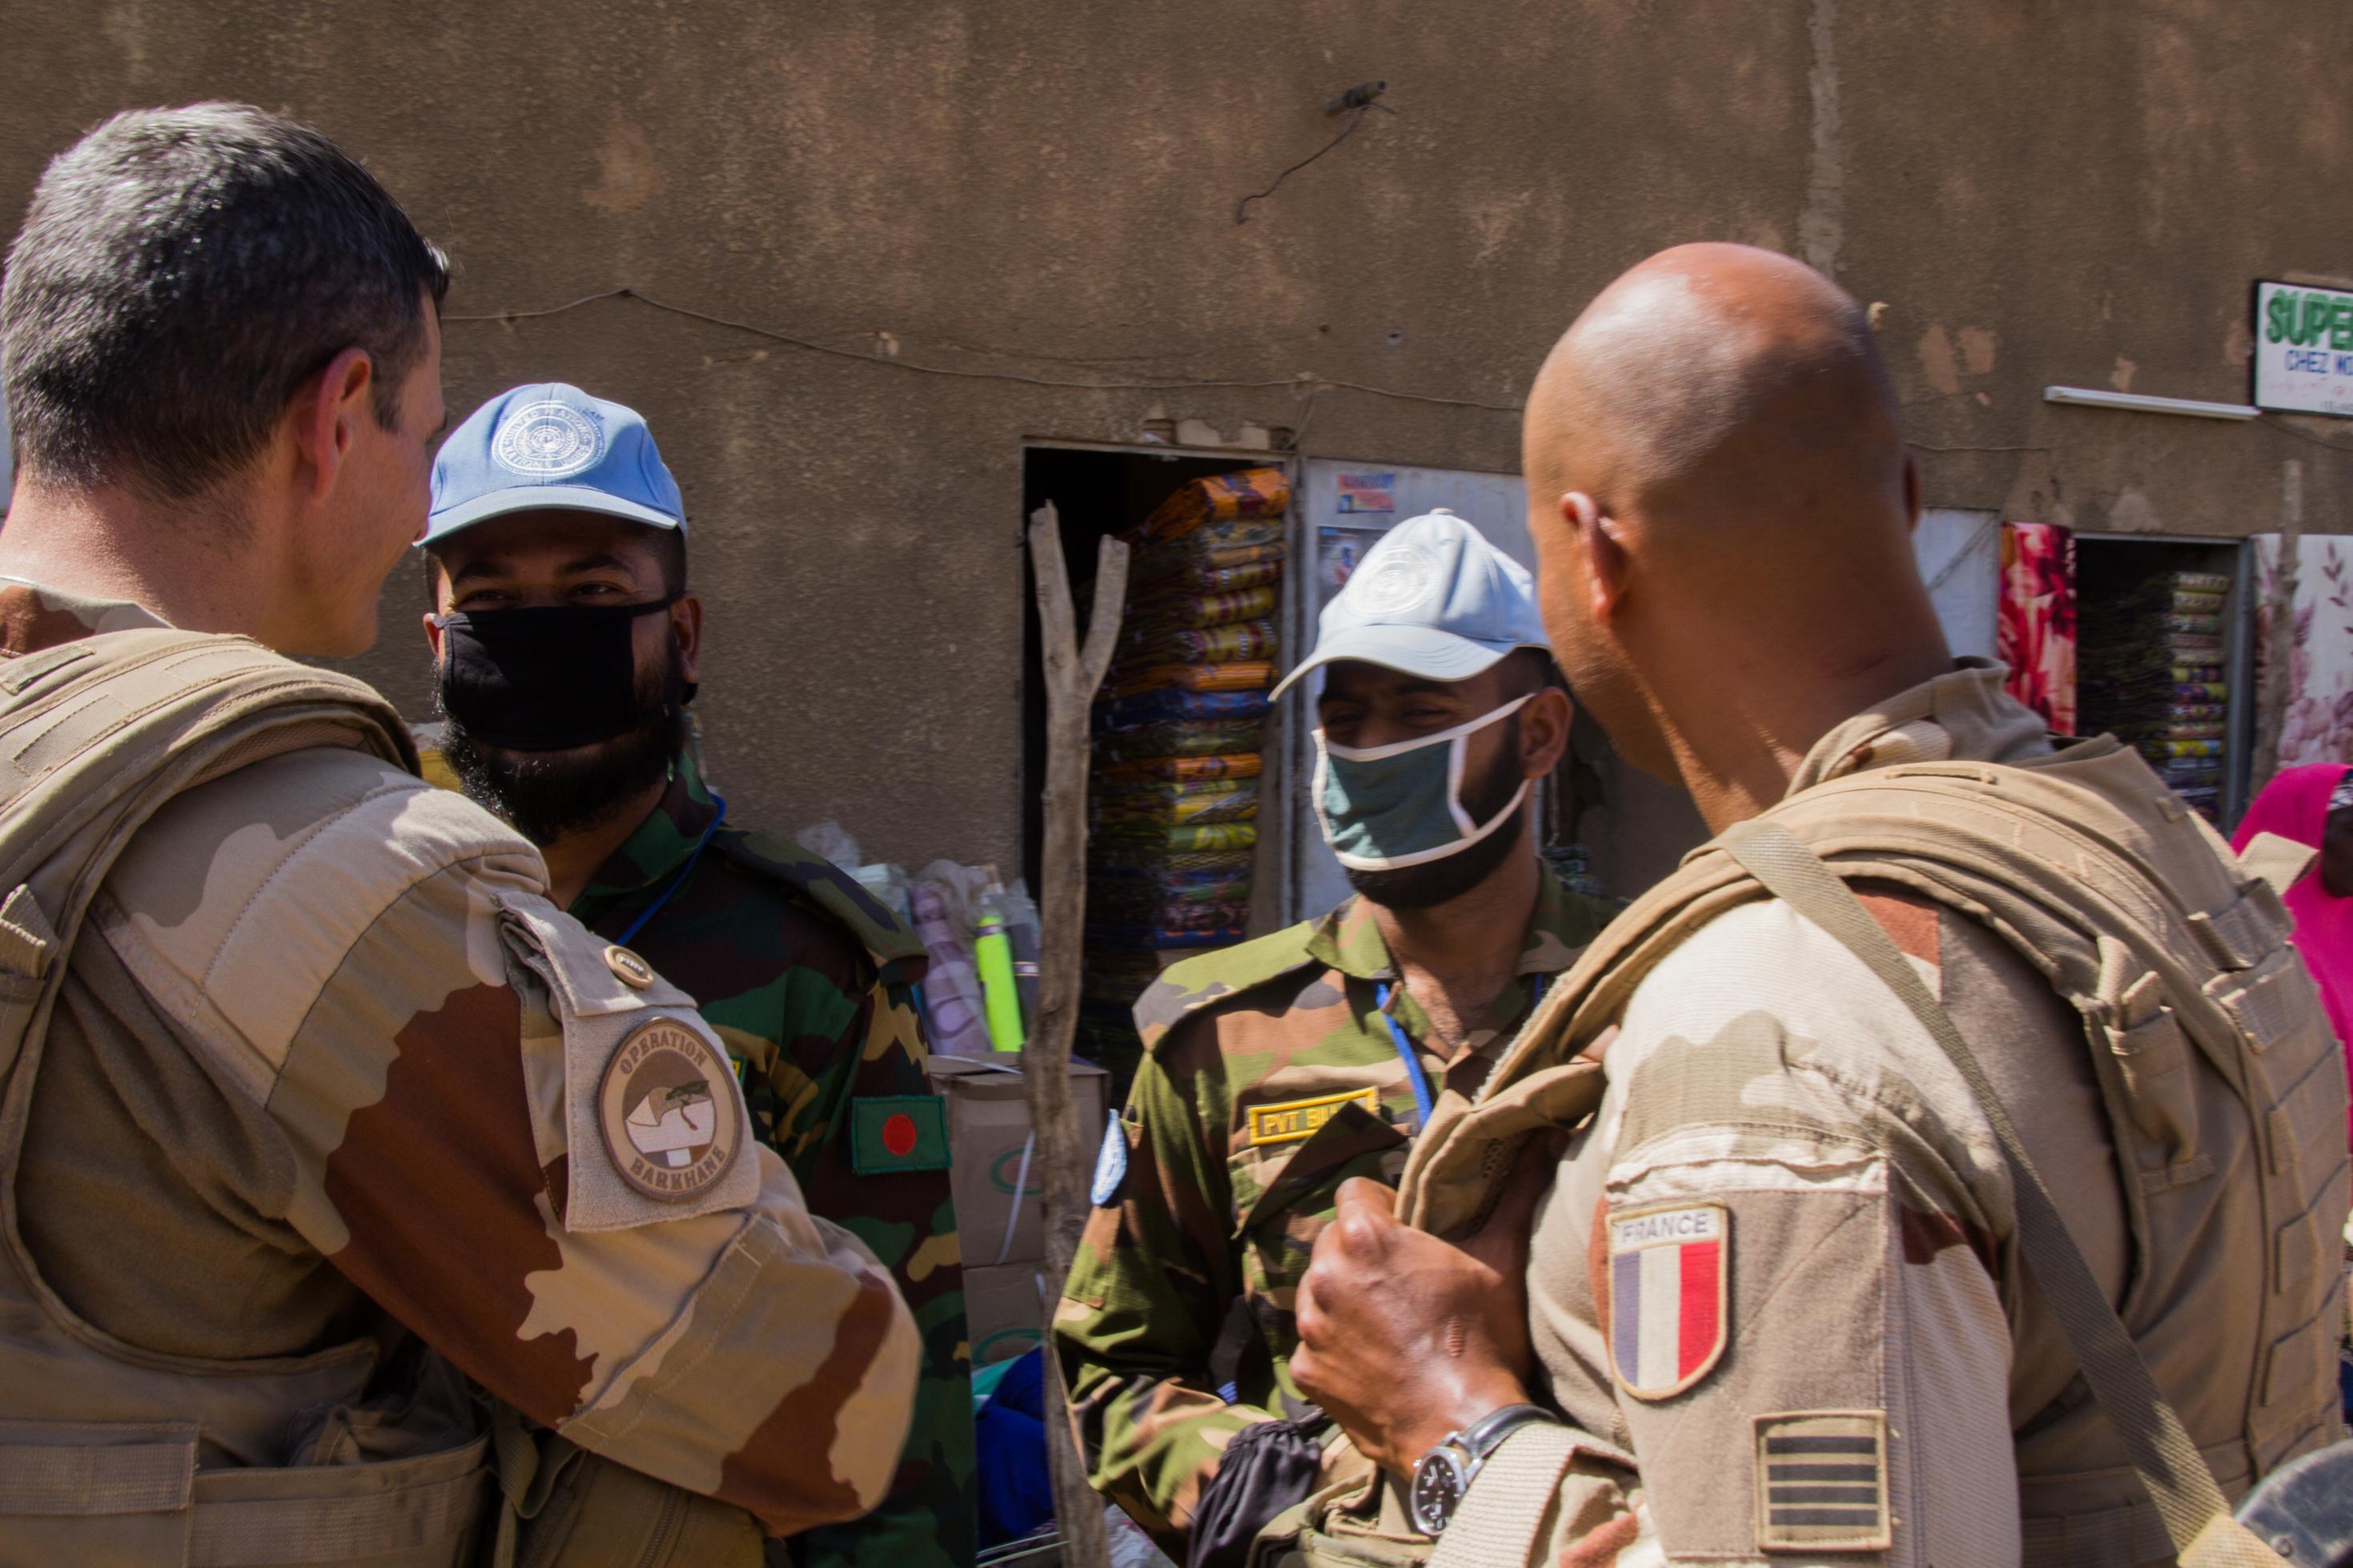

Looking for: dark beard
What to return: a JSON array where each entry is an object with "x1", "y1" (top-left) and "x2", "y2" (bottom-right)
[
  {"x1": 1343, "y1": 716, "x2": 1530, "y2": 912},
  {"x1": 440, "y1": 645, "x2": 686, "y2": 848}
]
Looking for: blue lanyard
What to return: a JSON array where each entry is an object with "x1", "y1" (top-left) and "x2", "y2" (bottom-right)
[
  {"x1": 1374, "y1": 972, "x2": 1550, "y2": 1133},
  {"x1": 613, "y1": 793, "x2": 729, "y2": 947}
]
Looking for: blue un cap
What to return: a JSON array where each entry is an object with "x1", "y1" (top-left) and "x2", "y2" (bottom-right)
[
  {"x1": 424, "y1": 383, "x2": 685, "y2": 545},
  {"x1": 1271, "y1": 510, "x2": 1550, "y2": 700}
]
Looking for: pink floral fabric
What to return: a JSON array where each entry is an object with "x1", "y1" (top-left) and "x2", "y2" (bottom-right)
[
  {"x1": 2258, "y1": 535, "x2": 2353, "y2": 768},
  {"x1": 1999, "y1": 522, "x2": 2078, "y2": 733}
]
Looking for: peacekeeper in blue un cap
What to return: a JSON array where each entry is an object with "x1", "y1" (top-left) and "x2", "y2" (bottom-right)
[
  {"x1": 418, "y1": 383, "x2": 977, "y2": 1568},
  {"x1": 1052, "y1": 510, "x2": 1620, "y2": 1562}
]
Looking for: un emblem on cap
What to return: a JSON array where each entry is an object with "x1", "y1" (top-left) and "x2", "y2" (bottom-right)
[
  {"x1": 1357, "y1": 546, "x2": 1439, "y2": 616},
  {"x1": 597, "y1": 1018, "x2": 743, "y2": 1201},
  {"x1": 493, "y1": 400, "x2": 603, "y2": 478}
]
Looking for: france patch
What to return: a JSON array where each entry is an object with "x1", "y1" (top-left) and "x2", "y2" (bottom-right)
[
  {"x1": 1090, "y1": 1112, "x2": 1128, "y2": 1206},
  {"x1": 1607, "y1": 1201, "x2": 1729, "y2": 1399}
]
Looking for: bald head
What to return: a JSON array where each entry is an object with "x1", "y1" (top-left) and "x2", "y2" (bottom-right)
[
  {"x1": 1526, "y1": 243, "x2": 1905, "y2": 531},
  {"x1": 1520, "y1": 245, "x2": 1951, "y2": 817}
]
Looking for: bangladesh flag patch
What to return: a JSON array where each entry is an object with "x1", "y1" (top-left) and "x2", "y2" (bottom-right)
[{"x1": 849, "y1": 1096, "x2": 952, "y2": 1175}]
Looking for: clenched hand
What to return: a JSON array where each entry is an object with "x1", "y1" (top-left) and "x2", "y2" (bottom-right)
[{"x1": 1290, "y1": 1151, "x2": 1551, "y2": 1478}]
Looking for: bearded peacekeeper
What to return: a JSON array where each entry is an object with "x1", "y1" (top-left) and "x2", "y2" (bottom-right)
[
  {"x1": 1053, "y1": 511, "x2": 1617, "y2": 1564},
  {"x1": 417, "y1": 384, "x2": 974, "y2": 1566}
]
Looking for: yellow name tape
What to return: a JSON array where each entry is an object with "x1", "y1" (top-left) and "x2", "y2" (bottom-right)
[{"x1": 1247, "y1": 1087, "x2": 1381, "y2": 1146}]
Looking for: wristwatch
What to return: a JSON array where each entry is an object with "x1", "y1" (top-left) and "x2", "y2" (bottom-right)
[{"x1": 1409, "y1": 1403, "x2": 1560, "y2": 1537}]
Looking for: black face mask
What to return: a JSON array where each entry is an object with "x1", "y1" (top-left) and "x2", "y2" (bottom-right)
[{"x1": 435, "y1": 597, "x2": 689, "y2": 752}]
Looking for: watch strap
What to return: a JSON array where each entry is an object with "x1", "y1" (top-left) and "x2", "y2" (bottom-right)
[
  {"x1": 1456, "y1": 1402, "x2": 1556, "y2": 1462},
  {"x1": 1426, "y1": 1424, "x2": 1589, "y2": 1568}
]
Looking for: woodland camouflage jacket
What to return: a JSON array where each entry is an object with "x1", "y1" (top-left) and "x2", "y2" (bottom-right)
[
  {"x1": 568, "y1": 752, "x2": 975, "y2": 1567},
  {"x1": 1053, "y1": 872, "x2": 1613, "y2": 1556}
]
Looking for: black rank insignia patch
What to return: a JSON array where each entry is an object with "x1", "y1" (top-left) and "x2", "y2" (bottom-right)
[{"x1": 1753, "y1": 1410, "x2": 1890, "y2": 1554}]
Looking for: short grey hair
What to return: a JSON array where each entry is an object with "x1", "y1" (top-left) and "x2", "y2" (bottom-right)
[{"x1": 1, "y1": 102, "x2": 449, "y2": 499}]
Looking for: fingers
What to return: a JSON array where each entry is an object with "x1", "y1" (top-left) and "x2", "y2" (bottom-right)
[
  {"x1": 1330, "y1": 1176, "x2": 1398, "y2": 1256},
  {"x1": 1291, "y1": 1273, "x2": 1331, "y2": 1395},
  {"x1": 1334, "y1": 1176, "x2": 1397, "y2": 1219}
]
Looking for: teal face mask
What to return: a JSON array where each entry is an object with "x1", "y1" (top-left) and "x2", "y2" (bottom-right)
[{"x1": 1312, "y1": 694, "x2": 1533, "y2": 871}]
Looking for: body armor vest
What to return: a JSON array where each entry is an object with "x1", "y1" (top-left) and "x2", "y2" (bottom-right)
[
  {"x1": 1403, "y1": 733, "x2": 2350, "y2": 1568},
  {"x1": 0, "y1": 629, "x2": 496, "y2": 1566}
]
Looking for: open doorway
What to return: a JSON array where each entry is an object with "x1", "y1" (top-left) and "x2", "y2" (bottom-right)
[
  {"x1": 2074, "y1": 535, "x2": 2255, "y2": 825},
  {"x1": 1021, "y1": 443, "x2": 1295, "y2": 1087}
]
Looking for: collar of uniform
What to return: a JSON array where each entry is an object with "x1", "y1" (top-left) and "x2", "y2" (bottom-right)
[
  {"x1": 1303, "y1": 870, "x2": 1589, "y2": 983},
  {"x1": 1304, "y1": 895, "x2": 1399, "y2": 982},
  {"x1": 572, "y1": 747, "x2": 721, "y2": 910},
  {"x1": 1785, "y1": 657, "x2": 2053, "y2": 799},
  {"x1": 0, "y1": 576, "x2": 171, "y2": 656}
]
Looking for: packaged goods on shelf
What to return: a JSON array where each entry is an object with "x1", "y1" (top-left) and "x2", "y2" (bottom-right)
[
  {"x1": 1098, "y1": 752, "x2": 1264, "y2": 783},
  {"x1": 1134, "y1": 467, "x2": 1289, "y2": 543},
  {"x1": 1161, "y1": 559, "x2": 1283, "y2": 595},
  {"x1": 1094, "y1": 718, "x2": 1270, "y2": 760},
  {"x1": 1123, "y1": 619, "x2": 1280, "y2": 664},
  {"x1": 1092, "y1": 820, "x2": 1259, "y2": 856},
  {"x1": 1094, "y1": 783, "x2": 1260, "y2": 831},
  {"x1": 1094, "y1": 688, "x2": 1271, "y2": 731},
  {"x1": 1109, "y1": 662, "x2": 1279, "y2": 697},
  {"x1": 1081, "y1": 467, "x2": 1291, "y2": 1090},
  {"x1": 2080, "y1": 564, "x2": 2237, "y2": 824},
  {"x1": 1121, "y1": 584, "x2": 1280, "y2": 632}
]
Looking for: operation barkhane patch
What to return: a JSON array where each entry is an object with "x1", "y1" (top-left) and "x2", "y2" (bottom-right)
[
  {"x1": 598, "y1": 1017, "x2": 742, "y2": 1201},
  {"x1": 1607, "y1": 1201, "x2": 1729, "y2": 1399}
]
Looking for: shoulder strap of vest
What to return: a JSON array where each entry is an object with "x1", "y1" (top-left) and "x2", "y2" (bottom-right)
[
  {"x1": 1406, "y1": 751, "x2": 2287, "y2": 1237},
  {"x1": 711, "y1": 828, "x2": 929, "y2": 988},
  {"x1": 0, "y1": 628, "x2": 414, "y2": 1098},
  {"x1": 1718, "y1": 820, "x2": 2287, "y2": 1568}
]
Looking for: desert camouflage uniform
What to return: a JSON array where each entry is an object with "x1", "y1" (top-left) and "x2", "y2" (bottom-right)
[
  {"x1": 567, "y1": 750, "x2": 975, "y2": 1567},
  {"x1": 1405, "y1": 663, "x2": 2350, "y2": 1566},
  {"x1": 1, "y1": 581, "x2": 919, "y2": 1548},
  {"x1": 1054, "y1": 872, "x2": 1613, "y2": 1558}
]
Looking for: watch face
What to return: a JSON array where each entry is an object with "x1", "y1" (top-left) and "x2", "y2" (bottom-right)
[{"x1": 1411, "y1": 1449, "x2": 1469, "y2": 1537}]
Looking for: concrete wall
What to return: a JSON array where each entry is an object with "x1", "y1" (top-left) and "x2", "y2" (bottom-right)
[{"x1": 4, "y1": 1, "x2": 2351, "y2": 870}]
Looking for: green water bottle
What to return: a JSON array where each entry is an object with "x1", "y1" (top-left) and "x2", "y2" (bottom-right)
[{"x1": 975, "y1": 891, "x2": 1026, "y2": 1051}]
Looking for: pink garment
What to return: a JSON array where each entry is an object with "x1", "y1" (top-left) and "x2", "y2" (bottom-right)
[
  {"x1": 2234, "y1": 763, "x2": 2353, "y2": 1145},
  {"x1": 1999, "y1": 521, "x2": 2078, "y2": 734}
]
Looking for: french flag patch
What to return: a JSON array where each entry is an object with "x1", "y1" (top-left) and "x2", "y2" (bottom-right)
[{"x1": 1607, "y1": 1202, "x2": 1729, "y2": 1399}]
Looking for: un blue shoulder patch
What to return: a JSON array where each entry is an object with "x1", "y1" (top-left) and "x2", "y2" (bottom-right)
[{"x1": 1091, "y1": 1112, "x2": 1129, "y2": 1206}]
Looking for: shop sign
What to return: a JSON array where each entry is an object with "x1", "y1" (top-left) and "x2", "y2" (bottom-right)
[
  {"x1": 2255, "y1": 280, "x2": 2353, "y2": 416},
  {"x1": 1335, "y1": 472, "x2": 1396, "y2": 513}
]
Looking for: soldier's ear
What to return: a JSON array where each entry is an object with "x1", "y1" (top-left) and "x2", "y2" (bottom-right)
[
  {"x1": 669, "y1": 593, "x2": 705, "y2": 683},
  {"x1": 1522, "y1": 685, "x2": 1573, "y2": 778},
  {"x1": 1566, "y1": 492, "x2": 1631, "y2": 624}
]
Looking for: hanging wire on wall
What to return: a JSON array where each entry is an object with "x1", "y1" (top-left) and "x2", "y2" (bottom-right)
[
  {"x1": 1233, "y1": 81, "x2": 1396, "y2": 226},
  {"x1": 444, "y1": 284, "x2": 1524, "y2": 413}
]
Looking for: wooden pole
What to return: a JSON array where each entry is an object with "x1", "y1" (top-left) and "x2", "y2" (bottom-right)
[{"x1": 1027, "y1": 502, "x2": 1128, "y2": 1568}]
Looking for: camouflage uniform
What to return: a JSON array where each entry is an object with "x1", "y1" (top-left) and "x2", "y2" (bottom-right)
[
  {"x1": 1054, "y1": 872, "x2": 1613, "y2": 1558},
  {"x1": 0, "y1": 581, "x2": 920, "y2": 1552},
  {"x1": 566, "y1": 749, "x2": 975, "y2": 1567},
  {"x1": 1399, "y1": 663, "x2": 2350, "y2": 1566}
]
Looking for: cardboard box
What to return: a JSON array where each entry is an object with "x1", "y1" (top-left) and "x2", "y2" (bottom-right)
[
  {"x1": 965, "y1": 1260, "x2": 1052, "y2": 1367},
  {"x1": 926, "y1": 1053, "x2": 1110, "y2": 1269}
]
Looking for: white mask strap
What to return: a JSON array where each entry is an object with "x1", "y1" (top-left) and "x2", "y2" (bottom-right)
[{"x1": 1319, "y1": 692, "x2": 1534, "y2": 763}]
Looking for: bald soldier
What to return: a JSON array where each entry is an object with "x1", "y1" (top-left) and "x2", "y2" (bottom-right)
[
  {"x1": 1288, "y1": 244, "x2": 2348, "y2": 1566},
  {"x1": 0, "y1": 105, "x2": 914, "y2": 1563}
]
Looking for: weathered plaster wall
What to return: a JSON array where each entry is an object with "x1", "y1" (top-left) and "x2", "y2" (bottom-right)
[{"x1": 3, "y1": 1, "x2": 2349, "y2": 867}]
